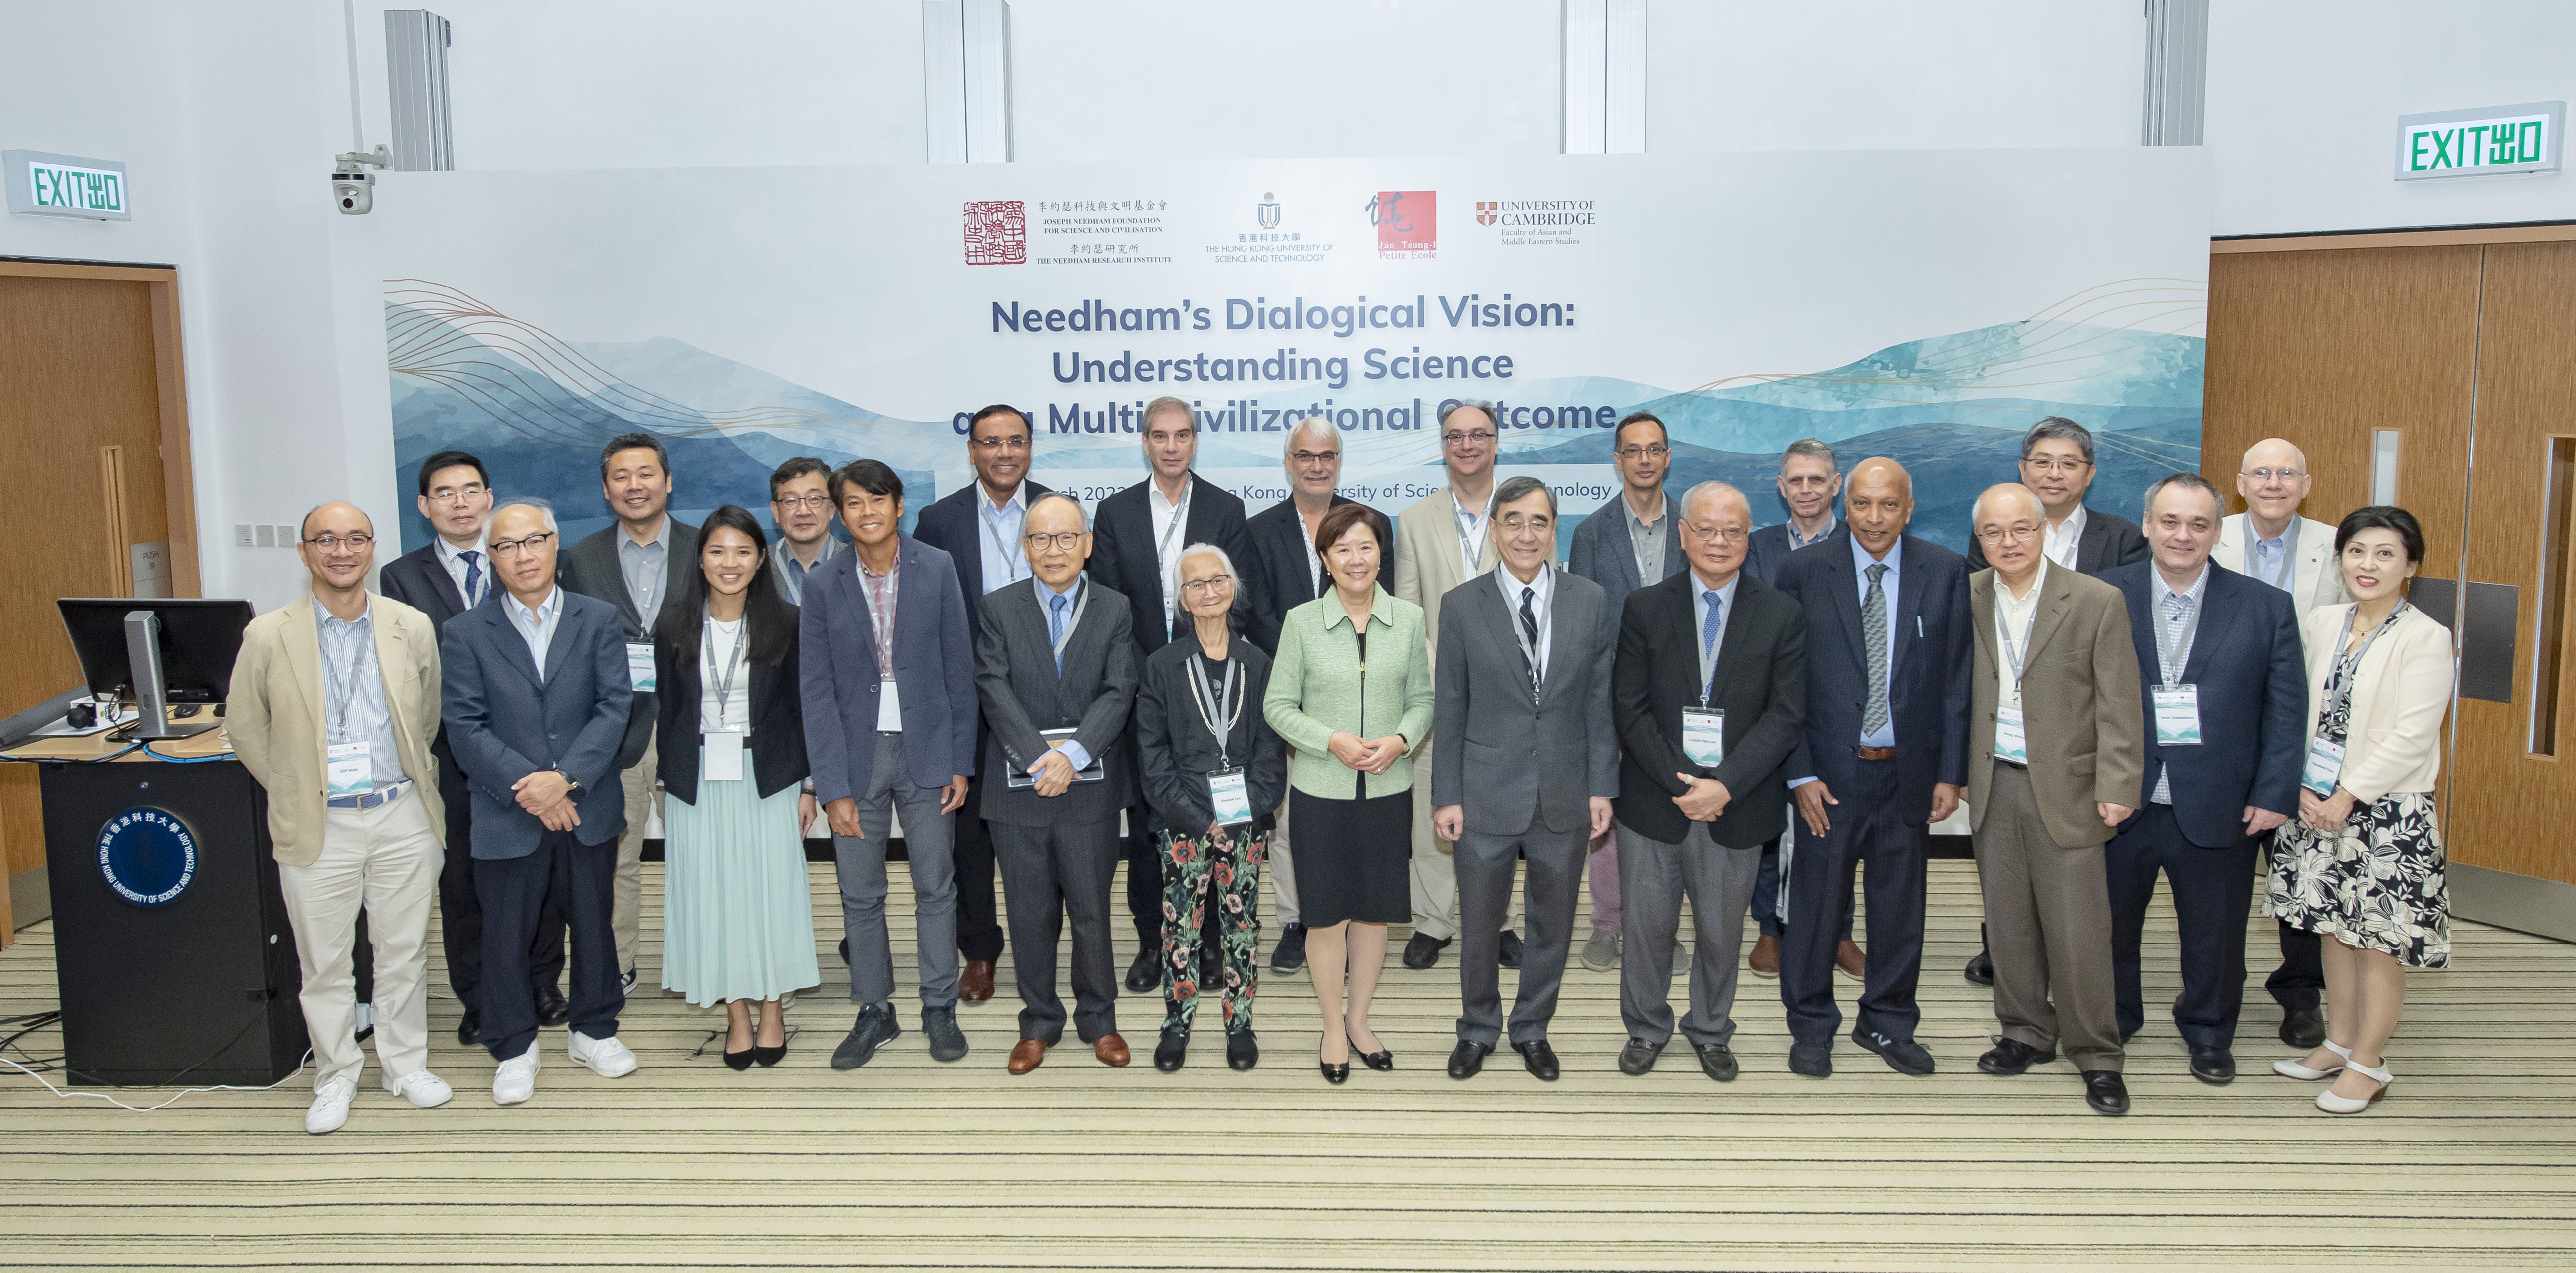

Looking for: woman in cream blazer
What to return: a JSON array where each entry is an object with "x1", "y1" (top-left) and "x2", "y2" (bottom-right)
[{"x1": 2264, "y1": 506, "x2": 2454, "y2": 1115}]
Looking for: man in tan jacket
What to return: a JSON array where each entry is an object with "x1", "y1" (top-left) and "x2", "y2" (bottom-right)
[
  {"x1": 1964, "y1": 484, "x2": 2144, "y2": 1116},
  {"x1": 228, "y1": 501, "x2": 449, "y2": 1133}
]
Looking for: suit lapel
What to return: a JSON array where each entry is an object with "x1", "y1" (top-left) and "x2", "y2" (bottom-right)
[
  {"x1": 2075, "y1": 513, "x2": 2106, "y2": 574},
  {"x1": 1537, "y1": 568, "x2": 1582, "y2": 710},
  {"x1": 2179, "y1": 572, "x2": 2239, "y2": 683},
  {"x1": 2025, "y1": 564, "x2": 2077, "y2": 662},
  {"x1": 370, "y1": 604, "x2": 415, "y2": 751},
  {"x1": 1886, "y1": 537, "x2": 1925, "y2": 684},
  {"x1": 541, "y1": 596, "x2": 584, "y2": 686},
  {"x1": 1821, "y1": 534, "x2": 1867, "y2": 679},
  {"x1": 948, "y1": 495, "x2": 984, "y2": 601},
  {"x1": 1970, "y1": 571, "x2": 1996, "y2": 667},
  {"x1": 480, "y1": 600, "x2": 546, "y2": 693},
  {"x1": 280, "y1": 595, "x2": 324, "y2": 745}
]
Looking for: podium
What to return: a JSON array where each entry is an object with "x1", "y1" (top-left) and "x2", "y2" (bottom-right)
[{"x1": 27, "y1": 725, "x2": 306, "y2": 1085}]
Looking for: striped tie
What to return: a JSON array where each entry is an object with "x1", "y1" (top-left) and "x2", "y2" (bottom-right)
[{"x1": 1861, "y1": 562, "x2": 1890, "y2": 736}]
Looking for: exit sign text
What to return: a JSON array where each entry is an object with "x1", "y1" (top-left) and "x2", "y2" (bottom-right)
[{"x1": 2396, "y1": 102, "x2": 2564, "y2": 181}]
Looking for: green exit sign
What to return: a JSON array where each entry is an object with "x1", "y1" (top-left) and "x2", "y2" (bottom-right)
[
  {"x1": 4, "y1": 149, "x2": 131, "y2": 220},
  {"x1": 2396, "y1": 102, "x2": 2564, "y2": 180}
]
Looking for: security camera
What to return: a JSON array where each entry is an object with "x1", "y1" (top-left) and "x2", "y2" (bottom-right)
[{"x1": 332, "y1": 145, "x2": 390, "y2": 216}]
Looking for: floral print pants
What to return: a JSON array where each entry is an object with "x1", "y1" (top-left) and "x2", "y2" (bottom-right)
[{"x1": 1159, "y1": 825, "x2": 1266, "y2": 1033}]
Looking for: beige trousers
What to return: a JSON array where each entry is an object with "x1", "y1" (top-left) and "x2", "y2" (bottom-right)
[
  {"x1": 278, "y1": 787, "x2": 443, "y2": 1089},
  {"x1": 614, "y1": 730, "x2": 661, "y2": 977}
]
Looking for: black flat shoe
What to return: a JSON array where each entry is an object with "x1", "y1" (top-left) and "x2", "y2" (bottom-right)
[
  {"x1": 1356, "y1": 1042, "x2": 1394, "y2": 1071},
  {"x1": 1154, "y1": 1027, "x2": 1189, "y2": 1073},
  {"x1": 1448, "y1": 1040, "x2": 1493, "y2": 1079},
  {"x1": 722, "y1": 1046, "x2": 755, "y2": 1071},
  {"x1": 1226, "y1": 1030, "x2": 1259, "y2": 1070},
  {"x1": 1320, "y1": 1062, "x2": 1350, "y2": 1084},
  {"x1": 1513, "y1": 1039, "x2": 1559, "y2": 1081}
]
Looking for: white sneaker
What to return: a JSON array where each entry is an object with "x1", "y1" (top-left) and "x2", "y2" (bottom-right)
[
  {"x1": 305, "y1": 1076, "x2": 357, "y2": 1134},
  {"x1": 382, "y1": 1069, "x2": 453, "y2": 1108},
  {"x1": 492, "y1": 1040, "x2": 540, "y2": 1105},
  {"x1": 568, "y1": 1030, "x2": 639, "y2": 1078}
]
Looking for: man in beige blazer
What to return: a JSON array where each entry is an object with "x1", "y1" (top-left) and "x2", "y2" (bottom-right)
[
  {"x1": 2212, "y1": 436, "x2": 2349, "y2": 1051},
  {"x1": 228, "y1": 501, "x2": 450, "y2": 1134},
  {"x1": 1391, "y1": 401, "x2": 1509, "y2": 968},
  {"x1": 1964, "y1": 484, "x2": 2145, "y2": 1116}
]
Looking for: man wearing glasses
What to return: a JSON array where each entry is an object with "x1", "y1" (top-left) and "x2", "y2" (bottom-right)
[
  {"x1": 1392, "y1": 402, "x2": 1523, "y2": 971},
  {"x1": 383, "y1": 451, "x2": 571, "y2": 1045},
  {"x1": 912, "y1": 405, "x2": 1057, "y2": 1003},
  {"x1": 2213, "y1": 438, "x2": 2349, "y2": 1052},
  {"x1": 765, "y1": 456, "x2": 844, "y2": 605},
  {"x1": 1242, "y1": 416, "x2": 1391, "y2": 973}
]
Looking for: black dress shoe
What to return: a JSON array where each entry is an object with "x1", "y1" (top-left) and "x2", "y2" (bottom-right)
[
  {"x1": 1617, "y1": 1037, "x2": 1663, "y2": 1075},
  {"x1": 534, "y1": 983, "x2": 571, "y2": 1028},
  {"x1": 1693, "y1": 1042, "x2": 1739, "y2": 1082},
  {"x1": 1125, "y1": 947, "x2": 1160, "y2": 993},
  {"x1": 1447, "y1": 1040, "x2": 1493, "y2": 1079},
  {"x1": 1497, "y1": 930, "x2": 1524, "y2": 970},
  {"x1": 1402, "y1": 932, "x2": 1451, "y2": 970},
  {"x1": 1976, "y1": 1037, "x2": 2055, "y2": 1076},
  {"x1": 1964, "y1": 949, "x2": 1994, "y2": 986},
  {"x1": 1226, "y1": 1029, "x2": 1259, "y2": 1070},
  {"x1": 2082, "y1": 1069, "x2": 2131, "y2": 1115},
  {"x1": 1513, "y1": 1039, "x2": 1559, "y2": 1081},
  {"x1": 1269, "y1": 924, "x2": 1307, "y2": 973},
  {"x1": 455, "y1": 1009, "x2": 481, "y2": 1048},
  {"x1": 1854, "y1": 1028, "x2": 1936, "y2": 1076},
  {"x1": 1154, "y1": 1027, "x2": 1189, "y2": 1073},
  {"x1": 2189, "y1": 1044, "x2": 2236, "y2": 1084},
  {"x1": 2279, "y1": 1006, "x2": 2327, "y2": 1049},
  {"x1": 1787, "y1": 1041, "x2": 1833, "y2": 1078}
]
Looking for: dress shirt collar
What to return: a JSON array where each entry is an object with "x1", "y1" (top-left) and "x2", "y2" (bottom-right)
[
  {"x1": 1149, "y1": 474, "x2": 1193, "y2": 515},
  {"x1": 982, "y1": 481, "x2": 1028, "y2": 515},
  {"x1": 1496, "y1": 560, "x2": 1553, "y2": 611},
  {"x1": 1787, "y1": 515, "x2": 1838, "y2": 551},
  {"x1": 1691, "y1": 569, "x2": 1742, "y2": 611},
  {"x1": 314, "y1": 592, "x2": 374, "y2": 630},
  {"x1": 1851, "y1": 533, "x2": 1901, "y2": 578},
  {"x1": 1622, "y1": 488, "x2": 1667, "y2": 533},
  {"x1": 509, "y1": 586, "x2": 560, "y2": 626},
  {"x1": 2042, "y1": 505, "x2": 2086, "y2": 567},
  {"x1": 2158, "y1": 561, "x2": 2211, "y2": 605},
  {"x1": 433, "y1": 533, "x2": 486, "y2": 567},
  {"x1": 1996, "y1": 559, "x2": 2049, "y2": 612},
  {"x1": 1035, "y1": 574, "x2": 1082, "y2": 604},
  {"x1": 619, "y1": 516, "x2": 670, "y2": 551}
]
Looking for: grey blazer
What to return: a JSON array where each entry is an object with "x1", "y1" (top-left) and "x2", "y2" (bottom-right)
[
  {"x1": 798, "y1": 534, "x2": 980, "y2": 805},
  {"x1": 1430, "y1": 567, "x2": 1621, "y2": 837},
  {"x1": 974, "y1": 575, "x2": 1140, "y2": 828},
  {"x1": 1566, "y1": 492, "x2": 1687, "y2": 604},
  {"x1": 556, "y1": 517, "x2": 699, "y2": 768}
]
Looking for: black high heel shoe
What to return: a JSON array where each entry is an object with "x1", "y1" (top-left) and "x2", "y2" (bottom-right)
[
  {"x1": 723, "y1": 1045, "x2": 755, "y2": 1071},
  {"x1": 752, "y1": 1042, "x2": 787, "y2": 1067}
]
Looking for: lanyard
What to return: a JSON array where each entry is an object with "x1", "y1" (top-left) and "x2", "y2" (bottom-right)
[
  {"x1": 1506, "y1": 570, "x2": 1548, "y2": 701},
  {"x1": 1156, "y1": 481, "x2": 1193, "y2": 633},
  {"x1": 979, "y1": 496, "x2": 1027, "y2": 585},
  {"x1": 2153, "y1": 580, "x2": 2201, "y2": 686},
  {"x1": 1997, "y1": 588, "x2": 2037, "y2": 699},
  {"x1": 1186, "y1": 653, "x2": 1245, "y2": 768},
  {"x1": 2242, "y1": 513, "x2": 2298, "y2": 592},
  {"x1": 322, "y1": 618, "x2": 370, "y2": 740},
  {"x1": 1454, "y1": 491, "x2": 1491, "y2": 575},
  {"x1": 2322, "y1": 602, "x2": 2408, "y2": 726},
  {"x1": 702, "y1": 614, "x2": 746, "y2": 721},
  {"x1": 1040, "y1": 577, "x2": 1092, "y2": 660}
]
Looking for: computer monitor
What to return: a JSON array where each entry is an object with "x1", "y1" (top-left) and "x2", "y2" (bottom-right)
[{"x1": 56, "y1": 599, "x2": 255, "y2": 738}]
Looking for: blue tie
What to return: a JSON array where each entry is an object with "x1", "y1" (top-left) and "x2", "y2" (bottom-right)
[
  {"x1": 459, "y1": 550, "x2": 484, "y2": 606},
  {"x1": 1049, "y1": 592, "x2": 1070, "y2": 671},
  {"x1": 1702, "y1": 589, "x2": 1724, "y2": 697}
]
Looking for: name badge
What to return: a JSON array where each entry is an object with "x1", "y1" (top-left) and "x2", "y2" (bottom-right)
[
  {"x1": 704, "y1": 729, "x2": 744, "y2": 782},
  {"x1": 1209, "y1": 767, "x2": 1253, "y2": 826},
  {"x1": 2301, "y1": 736, "x2": 2345, "y2": 796},
  {"x1": 1682, "y1": 707, "x2": 1725, "y2": 768},
  {"x1": 325, "y1": 741, "x2": 373, "y2": 797},
  {"x1": 876, "y1": 678, "x2": 903, "y2": 732},
  {"x1": 627, "y1": 642, "x2": 657, "y2": 693},
  {"x1": 2153, "y1": 684, "x2": 2202, "y2": 746},
  {"x1": 1995, "y1": 702, "x2": 2030, "y2": 764}
]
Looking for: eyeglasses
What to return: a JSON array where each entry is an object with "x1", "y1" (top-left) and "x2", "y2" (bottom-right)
[
  {"x1": 2023, "y1": 457, "x2": 2090, "y2": 476},
  {"x1": 1180, "y1": 576, "x2": 1234, "y2": 596},
  {"x1": 1615, "y1": 444, "x2": 1668, "y2": 461},
  {"x1": 1497, "y1": 515, "x2": 1553, "y2": 533},
  {"x1": 972, "y1": 434, "x2": 1031, "y2": 452},
  {"x1": 2242, "y1": 467, "x2": 2305, "y2": 483},
  {"x1": 425, "y1": 484, "x2": 488, "y2": 506},
  {"x1": 303, "y1": 533, "x2": 374, "y2": 551},
  {"x1": 1442, "y1": 430, "x2": 1497, "y2": 446},
  {"x1": 1976, "y1": 523, "x2": 2043, "y2": 545},
  {"x1": 1023, "y1": 531, "x2": 1085, "y2": 552},
  {"x1": 1289, "y1": 450, "x2": 1341, "y2": 466},
  {"x1": 490, "y1": 531, "x2": 557, "y2": 558},
  {"x1": 772, "y1": 494, "x2": 832, "y2": 512},
  {"x1": 1683, "y1": 523, "x2": 1748, "y2": 545}
]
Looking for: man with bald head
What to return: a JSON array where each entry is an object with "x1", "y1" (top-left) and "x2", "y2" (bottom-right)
[
  {"x1": 1609, "y1": 480, "x2": 1806, "y2": 1083},
  {"x1": 2213, "y1": 437, "x2": 2348, "y2": 1050},
  {"x1": 1771, "y1": 459, "x2": 1971, "y2": 1077},
  {"x1": 229, "y1": 502, "x2": 451, "y2": 1132},
  {"x1": 1965, "y1": 483, "x2": 2145, "y2": 1115}
]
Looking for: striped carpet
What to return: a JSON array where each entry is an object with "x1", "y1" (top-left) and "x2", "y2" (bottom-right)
[{"x1": 2, "y1": 859, "x2": 2572, "y2": 1271}]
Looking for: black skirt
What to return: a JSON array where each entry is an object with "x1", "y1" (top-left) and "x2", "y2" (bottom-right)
[{"x1": 1288, "y1": 785, "x2": 1412, "y2": 928}]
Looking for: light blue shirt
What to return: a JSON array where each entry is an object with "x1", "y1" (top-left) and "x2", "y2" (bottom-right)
[
  {"x1": 506, "y1": 587, "x2": 562, "y2": 683},
  {"x1": 1787, "y1": 515, "x2": 1838, "y2": 552},
  {"x1": 1853, "y1": 535, "x2": 1900, "y2": 750},
  {"x1": 317, "y1": 597, "x2": 410, "y2": 787},
  {"x1": 2248, "y1": 515, "x2": 2294, "y2": 592},
  {"x1": 1032, "y1": 575, "x2": 1092, "y2": 773},
  {"x1": 978, "y1": 484, "x2": 1031, "y2": 594},
  {"x1": 1693, "y1": 572, "x2": 1740, "y2": 702}
]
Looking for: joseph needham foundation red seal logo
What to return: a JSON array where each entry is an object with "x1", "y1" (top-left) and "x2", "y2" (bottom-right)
[
  {"x1": 1367, "y1": 190, "x2": 1436, "y2": 259},
  {"x1": 963, "y1": 200, "x2": 1027, "y2": 265}
]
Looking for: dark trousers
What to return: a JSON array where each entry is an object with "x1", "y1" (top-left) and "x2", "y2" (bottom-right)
[
  {"x1": 1780, "y1": 759, "x2": 1927, "y2": 1047},
  {"x1": 2261, "y1": 828, "x2": 2326, "y2": 1010},
  {"x1": 2107, "y1": 804, "x2": 2259, "y2": 1049},
  {"x1": 433, "y1": 772, "x2": 565, "y2": 1009},
  {"x1": 475, "y1": 830, "x2": 622, "y2": 1060},
  {"x1": 992, "y1": 817, "x2": 1123, "y2": 1043},
  {"x1": 1754, "y1": 833, "x2": 1856, "y2": 941},
  {"x1": 953, "y1": 774, "x2": 1006, "y2": 964},
  {"x1": 1455, "y1": 826, "x2": 1585, "y2": 1046}
]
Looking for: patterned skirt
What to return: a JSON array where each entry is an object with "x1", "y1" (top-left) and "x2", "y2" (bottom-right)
[{"x1": 2264, "y1": 791, "x2": 2450, "y2": 969}]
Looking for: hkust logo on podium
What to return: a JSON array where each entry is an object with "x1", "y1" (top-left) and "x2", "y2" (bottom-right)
[{"x1": 96, "y1": 807, "x2": 199, "y2": 907}]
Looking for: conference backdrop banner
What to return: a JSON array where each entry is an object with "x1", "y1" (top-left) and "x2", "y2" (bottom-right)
[{"x1": 377, "y1": 149, "x2": 2209, "y2": 555}]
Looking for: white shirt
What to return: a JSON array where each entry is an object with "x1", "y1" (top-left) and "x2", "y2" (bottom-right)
[
  {"x1": 1494, "y1": 562, "x2": 1554, "y2": 687},
  {"x1": 1149, "y1": 475, "x2": 1193, "y2": 636},
  {"x1": 1993, "y1": 560, "x2": 2048, "y2": 706},
  {"x1": 505, "y1": 587, "x2": 561, "y2": 680},
  {"x1": 1693, "y1": 571, "x2": 1741, "y2": 701},
  {"x1": 700, "y1": 616, "x2": 751, "y2": 735},
  {"x1": 2042, "y1": 505, "x2": 2087, "y2": 570},
  {"x1": 433, "y1": 533, "x2": 489, "y2": 608}
]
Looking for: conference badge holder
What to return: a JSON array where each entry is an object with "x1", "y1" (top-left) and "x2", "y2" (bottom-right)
[
  {"x1": 704, "y1": 729, "x2": 744, "y2": 782},
  {"x1": 627, "y1": 642, "x2": 657, "y2": 692},
  {"x1": 1209, "y1": 767, "x2": 1253, "y2": 827},
  {"x1": 1682, "y1": 708, "x2": 1725, "y2": 768},
  {"x1": 2152, "y1": 684, "x2": 2202, "y2": 746},
  {"x1": 325, "y1": 741, "x2": 373, "y2": 797},
  {"x1": 1995, "y1": 702, "x2": 2030, "y2": 765},
  {"x1": 2302, "y1": 737, "x2": 2345, "y2": 797}
]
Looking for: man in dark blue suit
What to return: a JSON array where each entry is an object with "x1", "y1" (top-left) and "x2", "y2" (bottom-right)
[
  {"x1": 439, "y1": 500, "x2": 639, "y2": 1105},
  {"x1": 2099, "y1": 473, "x2": 2305, "y2": 1085},
  {"x1": 1773, "y1": 458, "x2": 1971, "y2": 1078}
]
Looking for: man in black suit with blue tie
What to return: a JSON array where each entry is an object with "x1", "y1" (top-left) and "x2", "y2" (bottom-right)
[
  {"x1": 2099, "y1": 473, "x2": 2305, "y2": 1085},
  {"x1": 1772, "y1": 458, "x2": 1971, "y2": 1078}
]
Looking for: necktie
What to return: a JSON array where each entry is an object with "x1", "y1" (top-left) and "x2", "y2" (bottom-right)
[
  {"x1": 1049, "y1": 592, "x2": 1070, "y2": 672},
  {"x1": 459, "y1": 550, "x2": 484, "y2": 606},
  {"x1": 1861, "y1": 562, "x2": 1890, "y2": 736},
  {"x1": 1518, "y1": 584, "x2": 1541, "y2": 695},
  {"x1": 1701, "y1": 590, "x2": 1724, "y2": 698}
]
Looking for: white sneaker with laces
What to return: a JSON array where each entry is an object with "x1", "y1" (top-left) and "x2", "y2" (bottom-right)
[
  {"x1": 305, "y1": 1076, "x2": 357, "y2": 1134},
  {"x1": 492, "y1": 1040, "x2": 540, "y2": 1105},
  {"x1": 568, "y1": 1030, "x2": 639, "y2": 1078},
  {"x1": 382, "y1": 1069, "x2": 453, "y2": 1108}
]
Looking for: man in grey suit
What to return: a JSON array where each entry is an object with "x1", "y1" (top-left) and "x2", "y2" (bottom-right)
[
  {"x1": 977, "y1": 493, "x2": 1141, "y2": 1075},
  {"x1": 553, "y1": 431, "x2": 698, "y2": 990},
  {"x1": 1565, "y1": 411, "x2": 1687, "y2": 971},
  {"x1": 1433, "y1": 476, "x2": 1619, "y2": 1082},
  {"x1": 801, "y1": 460, "x2": 978, "y2": 1071}
]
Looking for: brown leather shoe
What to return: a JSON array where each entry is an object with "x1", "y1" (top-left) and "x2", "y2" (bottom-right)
[
  {"x1": 1836, "y1": 939, "x2": 1867, "y2": 981},
  {"x1": 959, "y1": 960, "x2": 996, "y2": 1005},
  {"x1": 1092, "y1": 1033, "x2": 1131, "y2": 1067},
  {"x1": 1006, "y1": 1038, "x2": 1049, "y2": 1075},
  {"x1": 1748, "y1": 933, "x2": 1782, "y2": 978}
]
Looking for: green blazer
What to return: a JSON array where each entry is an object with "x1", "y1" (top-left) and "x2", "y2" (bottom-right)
[{"x1": 1262, "y1": 585, "x2": 1435, "y2": 800}]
